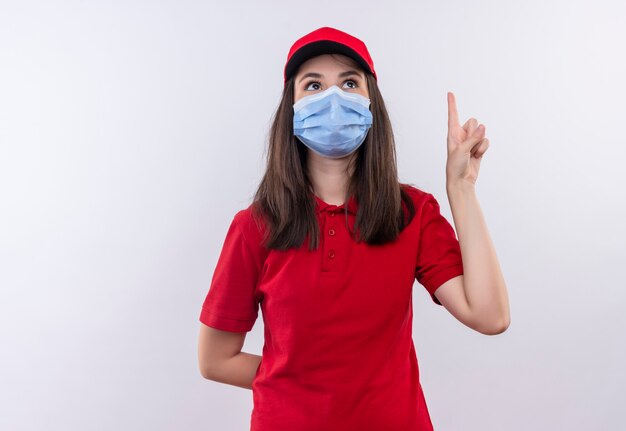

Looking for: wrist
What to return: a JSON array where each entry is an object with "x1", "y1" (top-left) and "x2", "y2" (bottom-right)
[{"x1": 446, "y1": 179, "x2": 476, "y2": 194}]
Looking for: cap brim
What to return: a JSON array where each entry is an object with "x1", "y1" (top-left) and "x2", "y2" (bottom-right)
[{"x1": 284, "y1": 40, "x2": 374, "y2": 82}]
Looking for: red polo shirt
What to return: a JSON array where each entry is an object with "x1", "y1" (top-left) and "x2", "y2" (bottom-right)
[{"x1": 200, "y1": 184, "x2": 464, "y2": 430}]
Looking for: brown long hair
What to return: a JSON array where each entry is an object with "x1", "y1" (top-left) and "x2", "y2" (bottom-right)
[{"x1": 251, "y1": 63, "x2": 418, "y2": 251}]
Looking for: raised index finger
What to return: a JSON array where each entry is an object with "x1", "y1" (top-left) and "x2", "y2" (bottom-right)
[{"x1": 447, "y1": 91, "x2": 459, "y2": 129}]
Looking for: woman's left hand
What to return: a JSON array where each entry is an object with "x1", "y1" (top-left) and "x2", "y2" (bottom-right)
[{"x1": 445, "y1": 91, "x2": 490, "y2": 187}]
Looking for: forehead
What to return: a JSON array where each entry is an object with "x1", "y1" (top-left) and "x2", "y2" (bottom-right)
[{"x1": 296, "y1": 54, "x2": 362, "y2": 75}]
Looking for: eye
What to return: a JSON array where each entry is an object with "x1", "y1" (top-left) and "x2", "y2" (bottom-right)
[
  {"x1": 304, "y1": 81, "x2": 321, "y2": 91},
  {"x1": 343, "y1": 79, "x2": 358, "y2": 89},
  {"x1": 304, "y1": 78, "x2": 359, "y2": 91}
]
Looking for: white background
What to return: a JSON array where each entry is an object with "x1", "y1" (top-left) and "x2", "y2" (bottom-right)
[{"x1": 1, "y1": 1, "x2": 624, "y2": 430}]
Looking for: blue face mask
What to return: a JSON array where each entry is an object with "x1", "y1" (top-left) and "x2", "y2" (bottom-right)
[{"x1": 293, "y1": 85, "x2": 373, "y2": 159}]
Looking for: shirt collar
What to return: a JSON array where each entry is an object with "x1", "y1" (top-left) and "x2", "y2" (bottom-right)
[{"x1": 314, "y1": 193, "x2": 358, "y2": 215}]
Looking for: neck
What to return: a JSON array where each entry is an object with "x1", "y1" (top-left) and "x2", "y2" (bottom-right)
[{"x1": 306, "y1": 150, "x2": 356, "y2": 205}]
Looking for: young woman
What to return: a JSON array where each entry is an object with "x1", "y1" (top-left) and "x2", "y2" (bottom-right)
[{"x1": 198, "y1": 26, "x2": 510, "y2": 431}]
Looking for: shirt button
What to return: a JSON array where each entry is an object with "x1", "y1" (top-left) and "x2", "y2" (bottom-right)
[
  {"x1": 328, "y1": 228, "x2": 335, "y2": 236},
  {"x1": 328, "y1": 211, "x2": 335, "y2": 217},
  {"x1": 328, "y1": 250, "x2": 335, "y2": 259}
]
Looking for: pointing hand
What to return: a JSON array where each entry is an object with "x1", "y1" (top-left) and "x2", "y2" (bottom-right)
[{"x1": 446, "y1": 91, "x2": 490, "y2": 187}]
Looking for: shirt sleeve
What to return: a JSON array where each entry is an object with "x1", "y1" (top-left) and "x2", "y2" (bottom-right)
[
  {"x1": 415, "y1": 193, "x2": 464, "y2": 306},
  {"x1": 199, "y1": 211, "x2": 262, "y2": 332}
]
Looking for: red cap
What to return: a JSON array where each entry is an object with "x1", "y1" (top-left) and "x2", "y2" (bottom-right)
[{"x1": 283, "y1": 27, "x2": 377, "y2": 84}]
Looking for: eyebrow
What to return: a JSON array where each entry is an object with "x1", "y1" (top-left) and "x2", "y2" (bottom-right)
[{"x1": 298, "y1": 70, "x2": 364, "y2": 84}]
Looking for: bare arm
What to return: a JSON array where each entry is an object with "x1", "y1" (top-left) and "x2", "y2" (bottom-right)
[
  {"x1": 435, "y1": 184, "x2": 510, "y2": 335},
  {"x1": 436, "y1": 92, "x2": 510, "y2": 335},
  {"x1": 198, "y1": 323, "x2": 262, "y2": 390}
]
